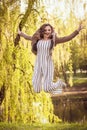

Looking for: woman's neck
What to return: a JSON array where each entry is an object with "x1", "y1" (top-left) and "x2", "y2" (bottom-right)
[
  {"x1": 43, "y1": 37, "x2": 50, "y2": 40},
  {"x1": 42, "y1": 38, "x2": 50, "y2": 41}
]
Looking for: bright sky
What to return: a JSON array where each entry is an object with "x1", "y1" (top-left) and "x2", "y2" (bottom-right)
[
  {"x1": 20, "y1": 0, "x2": 87, "y2": 20},
  {"x1": 43, "y1": 0, "x2": 87, "y2": 20}
]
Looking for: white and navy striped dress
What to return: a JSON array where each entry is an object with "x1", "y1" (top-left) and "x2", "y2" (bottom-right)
[{"x1": 32, "y1": 39, "x2": 65, "y2": 93}]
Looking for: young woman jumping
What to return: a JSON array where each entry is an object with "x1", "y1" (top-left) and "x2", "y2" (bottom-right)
[{"x1": 18, "y1": 23, "x2": 83, "y2": 93}]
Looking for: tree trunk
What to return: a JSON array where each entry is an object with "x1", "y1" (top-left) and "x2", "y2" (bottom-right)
[
  {"x1": 0, "y1": 84, "x2": 5, "y2": 105},
  {"x1": 14, "y1": 0, "x2": 35, "y2": 46},
  {"x1": 61, "y1": 64, "x2": 68, "y2": 84}
]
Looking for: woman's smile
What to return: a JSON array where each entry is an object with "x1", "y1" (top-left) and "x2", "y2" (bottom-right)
[{"x1": 43, "y1": 26, "x2": 52, "y2": 39}]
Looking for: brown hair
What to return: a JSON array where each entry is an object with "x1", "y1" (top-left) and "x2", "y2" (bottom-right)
[{"x1": 31, "y1": 23, "x2": 56, "y2": 54}]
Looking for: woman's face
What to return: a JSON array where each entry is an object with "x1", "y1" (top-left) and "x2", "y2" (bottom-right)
[{"x1": 43, "y1": 26, "x2": 52, "y2": 39}]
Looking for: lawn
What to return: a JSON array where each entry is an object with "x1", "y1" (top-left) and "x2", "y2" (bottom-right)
[
  {"x1": 0, "y1": 122, "x2": 87, "y2": 130},
  {"x1": 73, "y1": 77, "x2": 87, "y2": 86},
  {"x1": 73, "y1": 73, "x2": 87, "y2": 88}
]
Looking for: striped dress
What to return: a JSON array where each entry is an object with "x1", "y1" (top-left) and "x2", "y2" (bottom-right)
[{"x1": 32, "y1": 39, "x2": 65, "y2": 93}]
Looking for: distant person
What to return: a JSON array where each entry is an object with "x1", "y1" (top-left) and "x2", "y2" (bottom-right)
[{"x1": 18, "y1": 23, "x2": 83, "y2": 93}]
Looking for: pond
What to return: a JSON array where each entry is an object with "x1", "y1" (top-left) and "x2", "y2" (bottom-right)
[{"x1": 51, "y1": 91, "x2": 87, "y2": 123}]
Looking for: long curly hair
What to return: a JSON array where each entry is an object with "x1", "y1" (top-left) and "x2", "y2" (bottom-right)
[{"x1": 31, "y1": 23, "x2": 56, "y2": 54}]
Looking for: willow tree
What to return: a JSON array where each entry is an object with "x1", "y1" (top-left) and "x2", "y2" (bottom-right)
[
  {"x1": 0, "y1": 0, "x2": 60, "y2": 123},
  {"x1": 0, "y1": 0, "x2": 20, "y2": 105}
]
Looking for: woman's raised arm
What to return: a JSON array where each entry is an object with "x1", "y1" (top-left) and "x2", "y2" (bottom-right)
[
  {"x1": 55, "y1": 24, "x2": 84, "y2": 44},
  {"x1": 18, "y1": 29, "x2": 32, "y2": 41}
]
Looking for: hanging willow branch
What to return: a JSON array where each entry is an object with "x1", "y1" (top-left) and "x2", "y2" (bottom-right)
[{"x1": 14, "y1": 0, "x2": 37, "y2": 46}]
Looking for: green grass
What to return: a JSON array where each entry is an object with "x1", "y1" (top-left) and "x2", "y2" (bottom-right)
[
  {"x1": 73, "y1": 77, "x2": 87, "y2": 86},
  {"x1": 0, "y1": 122, "x2": 87, "y2": 130},
  {"x1": 71, "y1": 72, "x2": 87, "y2": 86}
]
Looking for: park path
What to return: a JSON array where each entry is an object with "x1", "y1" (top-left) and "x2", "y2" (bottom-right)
[{"x1": 51, "y1": 84, "x2": 87, "y2": 97}]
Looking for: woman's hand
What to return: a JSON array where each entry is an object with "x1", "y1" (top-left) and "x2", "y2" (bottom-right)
[
  {"x1": 77, "y1": 23, "x2": 84, "y2": 32},
  {"x1": 18, "y1": 28, "x2": 22, "y2": 35}
]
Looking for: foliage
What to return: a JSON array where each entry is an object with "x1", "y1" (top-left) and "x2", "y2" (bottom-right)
[
  {"x1": 0, "y1": 0, "x2": 60, "y2": 124},
  {"x1": 0, "y1": 0, "x2": 87, "y2": 124}
]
